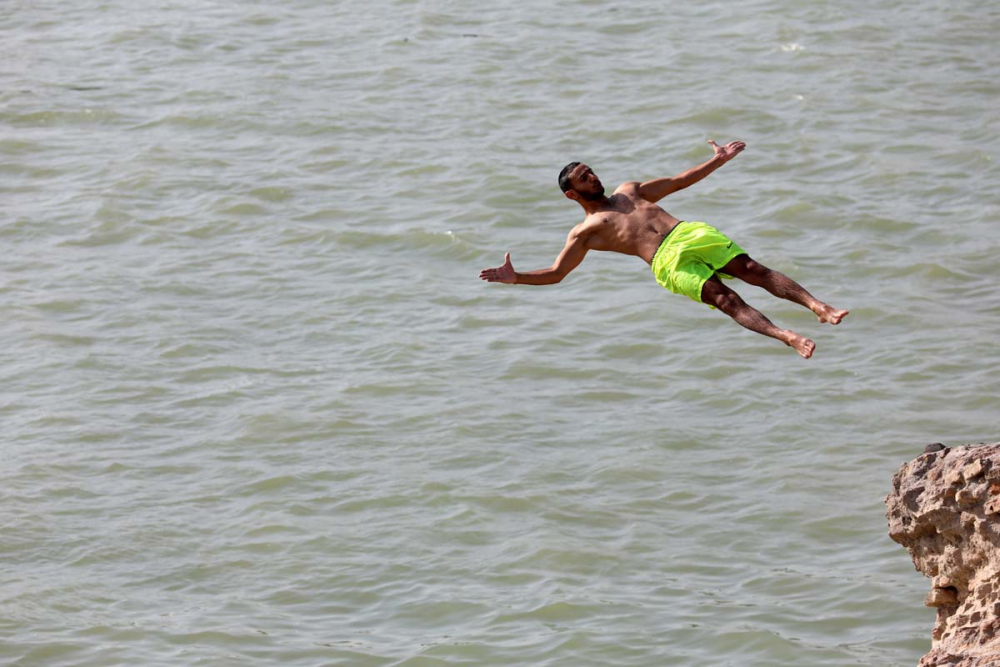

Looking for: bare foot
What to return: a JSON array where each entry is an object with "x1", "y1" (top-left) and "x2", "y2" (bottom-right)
[
  {"x1": 815, "y1": 304, "x2": 849, "y2": 325},
  {"x1": 784, "y1": 333, "x2": 815, "y2": 359}
]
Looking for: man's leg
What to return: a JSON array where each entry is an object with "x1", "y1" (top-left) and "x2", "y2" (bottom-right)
[
  {"x1": 721, "y1": 255, "x2": 849, "y2": 325},
  {"x1": 701, "y1": 276, "x2": 815, "y2": 358}
]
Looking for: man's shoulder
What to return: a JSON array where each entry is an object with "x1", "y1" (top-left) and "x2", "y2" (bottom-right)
[
  {"x1": 614, "y1": 181, "x2": 641, "y2": 194},
  {"x1": 571, "y1": 218, "x2": 597, "y2": 235},
  {"x1": 571, "y1": 216, "x2": 606, "y2": 240}
]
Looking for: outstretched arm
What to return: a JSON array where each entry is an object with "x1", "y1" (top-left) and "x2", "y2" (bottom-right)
[
  {"x1": 479, "y1": 227, "x2": 589, "y2": 286},
  {"x1": 636, "y1": 140, "x2": 746, "y2": 203}
]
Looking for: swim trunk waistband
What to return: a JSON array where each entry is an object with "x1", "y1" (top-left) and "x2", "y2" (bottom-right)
[{"x1": 651, "y1": 223, "x2": 682, "y2": 267}]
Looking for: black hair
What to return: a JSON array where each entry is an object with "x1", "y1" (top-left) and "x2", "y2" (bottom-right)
[{"x1": 558, "y1": 161, "x2": 581, "y2": 193}]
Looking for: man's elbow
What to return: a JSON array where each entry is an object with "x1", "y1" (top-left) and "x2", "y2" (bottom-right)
[
  {"x1": 550, "y1": 267, "x2": 573, "y2": 284},
  {"x1": 639, "y1": 183, "x2": 678, "y2": 202}
]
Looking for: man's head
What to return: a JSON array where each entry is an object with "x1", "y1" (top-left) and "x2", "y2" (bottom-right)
[{"x1": 558, "y1": 162, "x2": 605, "y2": 203}]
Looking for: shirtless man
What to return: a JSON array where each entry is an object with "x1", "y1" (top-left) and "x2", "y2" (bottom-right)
[{"x1": 479, "y1": 140, "x2": 848, "y2": 358}]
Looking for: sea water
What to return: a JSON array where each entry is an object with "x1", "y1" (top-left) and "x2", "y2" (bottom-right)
[{"x1": 2, "y1": 1, "x2": 999, "y2": 665}]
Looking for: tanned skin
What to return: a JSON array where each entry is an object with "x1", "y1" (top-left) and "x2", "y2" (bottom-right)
[{"x1": 479, "y1": 140, "x2": 848, "y2": 358}]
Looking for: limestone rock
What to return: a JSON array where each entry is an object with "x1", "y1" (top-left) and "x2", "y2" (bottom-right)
[{"x1": 886, "y1": 443, "x2": 1000, "y2": 667}]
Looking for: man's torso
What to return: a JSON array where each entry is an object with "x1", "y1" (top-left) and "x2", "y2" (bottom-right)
[{"x1": 575, "y1": 182, "x2": 684, "y2": 264}]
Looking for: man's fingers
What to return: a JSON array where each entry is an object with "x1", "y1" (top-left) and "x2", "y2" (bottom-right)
[{"x1": 480, "y1": 263, "x2": 506, "y2": 281}]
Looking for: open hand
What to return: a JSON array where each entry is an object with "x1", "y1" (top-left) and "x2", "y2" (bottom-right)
[
  {"x1": 708, "y1": 139, "x2": 746, "y2": 161},
  {"x1": 479, "y1": 253, "x2": 516, "y2": 283}
]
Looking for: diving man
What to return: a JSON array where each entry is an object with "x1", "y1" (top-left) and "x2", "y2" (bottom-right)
[{"x1": 479, "y1": 140, "x2": 848, "y2": 358}]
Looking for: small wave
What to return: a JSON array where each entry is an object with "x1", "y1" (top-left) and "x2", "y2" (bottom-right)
[{"x1": 2, "y1": 108, "x2": 130, "y2": 128}]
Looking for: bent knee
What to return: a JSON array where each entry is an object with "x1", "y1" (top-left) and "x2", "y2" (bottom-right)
[
  {"x1": 742, "y1": 257, "x2": 769, "y2": 277},
  {"x1": 702, "y1": 282, "x2": 743, "y2": 312},
  {"x1": 734, "y1": 256, "x2": 772, "y2": 283},
  {"x1": 713, "y1": 292, "x2": 743, "y2": 313}
]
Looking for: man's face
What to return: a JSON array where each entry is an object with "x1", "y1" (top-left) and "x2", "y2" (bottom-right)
[{"x1": 568, "y1": 164, "x2": 605, "y2": 201}]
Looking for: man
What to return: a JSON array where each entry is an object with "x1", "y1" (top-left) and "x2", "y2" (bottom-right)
[{"x1": 479, "y1": 140, "x2": 848, "y2": 358}]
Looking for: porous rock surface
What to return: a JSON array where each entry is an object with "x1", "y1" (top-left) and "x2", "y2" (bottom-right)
[{"x1": 886, "y1": 443, "x2": 1000, "y2": 667}]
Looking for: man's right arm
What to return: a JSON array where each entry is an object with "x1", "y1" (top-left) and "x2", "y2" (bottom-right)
[
  {"x1": 480, "y1": 226, "x2": 590, "y2": 285},
  {"x1": 636, "y1": 140, "x2": 746, "y2": 203}
]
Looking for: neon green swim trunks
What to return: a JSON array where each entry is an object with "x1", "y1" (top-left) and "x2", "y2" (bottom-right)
[{"x1": 650, "y1": 221, "x2": 746, "y2": 304}]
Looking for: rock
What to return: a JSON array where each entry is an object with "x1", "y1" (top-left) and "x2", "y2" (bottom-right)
[
  {"x1": 927, "y1": 586, "x2": 960, "y2": 608},
  {"x1": 886, "y1": 443, "x2": 1000, "y2": 667}
]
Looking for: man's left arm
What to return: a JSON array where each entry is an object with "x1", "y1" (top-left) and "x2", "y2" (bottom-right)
[
  {"x1": 479, "y1": 225, "x2": 590, "y2": 286},
  {"x1": 637, "y1": 140, "x2": 746, "y2": 203}
]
